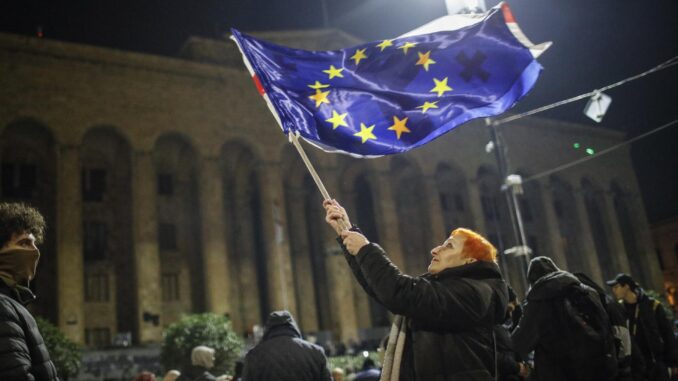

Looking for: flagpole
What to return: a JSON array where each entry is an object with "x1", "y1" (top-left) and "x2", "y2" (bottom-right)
[{"x1": 288, "y1": 132, "x2": 350, "y2": 231}]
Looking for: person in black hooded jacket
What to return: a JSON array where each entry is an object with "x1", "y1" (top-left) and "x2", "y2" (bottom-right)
[
  {"x1": 512, "y1": 256, "x2": 617, "y2": 381},
  {"x1": 0, "y1": 202, "x2": 59, "y2": 381},
  {"x1": 324, "y1": 199, "x2": 509, "y2": 381},
  {"x1": 242, "y1": 310, "x2": 331, "y2": 381}
]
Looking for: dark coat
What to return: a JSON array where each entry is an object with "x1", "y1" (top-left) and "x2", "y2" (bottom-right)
[
  {"x1": 176, "y1": 366, "x2": 216, "y2": 381},
  {"x1": 623, "y1": 289, "x2": 678, "y2": 380},
  {"x1": 494, "y1": 325, "x2": 522, "y2": 381},
  {"x1": 242, "y1": 311, "x2": 331, "y2": 381},
  {"x1": 512, "y1": 257, "x2": 614, "y2": 381},
  {"x1": 0, "y1": 280, "x2": 59, "y2": 381},
  {"x1": 344, "y1": 241, "x2": 509, "y2": 381},
  {"x1": 575, "y1": 272, "x2": 633, "y2": 381}
]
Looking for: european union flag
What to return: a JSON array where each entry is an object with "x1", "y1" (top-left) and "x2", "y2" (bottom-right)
[{"x1": 231, "y1": 3, "x2": 549, "y2": 157}]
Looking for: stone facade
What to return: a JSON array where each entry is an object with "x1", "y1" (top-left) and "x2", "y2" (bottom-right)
[
  {"x1": 0, "y1": 29, "x2": 662, "y2": 346},
  {"x1": 653, "y1": 218, "x2": 678, "y2": 295}
]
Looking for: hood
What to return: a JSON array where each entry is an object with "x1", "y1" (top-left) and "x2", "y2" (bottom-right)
[
  {"x1": 262, "y1": 310, "x2": 302, "y2": 341},
  {"x1": 526, "y1": 256, "x2": 580, "y2": 301},
  {"x1": 0, "y1": 277, "x2": 37, "y2": 306},
  {"x1": 527, "y1": 256, "x2": 559, "y2": 285}
]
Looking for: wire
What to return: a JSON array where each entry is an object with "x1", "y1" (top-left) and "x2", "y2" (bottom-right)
[
  {"x1": 492, "y1": 55, "x2": 678, "y2": 126},
  {"x1": 522, "y1": 118, "x2": 678, "y2": 184}
]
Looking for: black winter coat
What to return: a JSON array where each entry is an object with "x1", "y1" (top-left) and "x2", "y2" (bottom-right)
[
  {"x1": 344, "y1": 242, "x2": 509, "y2": 381},
  {"x1": 242, "y1": 311, "x2": 331, "y2": 381},
  {"x1": 494, "y1": 325, "x2": 522, "y2": 381},
  {"x1": 512, "y1": 257, "x2": 614, "y2": 381},
  {"x1": 0, "y1": 281, "x2": 59, "y2": 381}
]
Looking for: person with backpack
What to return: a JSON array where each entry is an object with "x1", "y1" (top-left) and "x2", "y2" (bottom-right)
[
  {"x1": 607, "y1": 273, "x2": 678, "y2": 381},
  {"x1": 512, "y1": 256, "x2": 618, "y2": 381},
  {"x1": 574, "y1": 272, "x2": 634, "y2": 381}
]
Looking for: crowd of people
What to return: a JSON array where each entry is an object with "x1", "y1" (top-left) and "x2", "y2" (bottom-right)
[{"x1": 1, "y1": 198, "x2": 678, "y2": 380}]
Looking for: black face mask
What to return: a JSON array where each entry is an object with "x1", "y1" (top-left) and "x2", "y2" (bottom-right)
[{"x1": 0, "y1": 247, "x2": 41, "y2": 286}]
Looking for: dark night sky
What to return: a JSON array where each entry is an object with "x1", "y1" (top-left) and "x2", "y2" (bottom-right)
[{"x1": 2, "y1": 0, "x2": 677, "y2": 223}]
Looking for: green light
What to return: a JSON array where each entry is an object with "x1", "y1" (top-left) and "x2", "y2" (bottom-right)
[
  {"x1": 586, "y1": 148, "x2": 595, "y2": 155},
  {"x1": 573, "y1": 143, "x2": 581, "y2": 149}
]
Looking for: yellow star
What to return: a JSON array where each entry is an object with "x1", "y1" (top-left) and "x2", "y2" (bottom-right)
[
  {"x1": 387, "y1": 116, "x2": 411, "y2": 140},
  {"x1": 354, "y1": 123, "x2": 377, "y2": 144},
  {"x1": 309, "y1": 89, "x2": 330, "y2": 108},
  {"x1": 351, "y1": 48, "x2": 368, "y2": 65},
  {"x1": 325, "y1": 110, "x2": 349, "y2": 129},
  {"x1": 323, "y1": 65, "x2": 344, "y2": 79},
  {"x1": 430, "y1": 77, "x2": 453, "y2": 97},
  {"x1": 398, "y1": 42, "x2": 418, "y2": 55},
  {"x1": 415, "y1": 51, "x2": 436, "y2": 71},
  {"x1": 376, "y1": 39, "x2": 393, "y2": 51},
  {"x1": 416, "y1": 101, "x2": 439, "y2": 113},
  {"x1": 308, "y1": 81, "x2": 330, "y2": 89}
]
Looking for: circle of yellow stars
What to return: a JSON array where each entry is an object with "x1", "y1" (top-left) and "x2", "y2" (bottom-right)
[{"x1": 303, "y1": 37, "x2": 454, "y2": 144}]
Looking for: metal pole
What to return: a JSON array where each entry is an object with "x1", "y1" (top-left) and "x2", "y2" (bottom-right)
[
  {"x1": 288, "y1": 132, "x2": 349, "y2": 231},
  {"x1": 486, "y1": 119, "x2": 530, "y2": 290}
]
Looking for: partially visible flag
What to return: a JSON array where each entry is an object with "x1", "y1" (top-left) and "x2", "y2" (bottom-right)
[{"x1": 231, "y1": 2, "x2": 550, "y2": 157}]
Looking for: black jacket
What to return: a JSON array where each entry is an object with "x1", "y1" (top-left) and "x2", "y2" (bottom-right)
[
  {"x1": 242, "y1": 311, "x2": 331, "y2": 381},
  {"x1": 0, "y1": 280, "x2": 59, "y2": 381},
  {"x1": 176, "y1": 366, "x2": 216, "y2": 381},
  {"x1": 344, "y1": 241, "x2": 509, "y2": 381},
  {"x1": 575, "y1": 272, "x2": 633, "y2": 381},
  {"x1": 512, "y1": 257, "x2": 614, "y2": 381},
  {"x1": 623, "y1": 289, "x2": 678, "y2": 369},
  {"x1": 494, "y1": 325, "x2": 523, "y2": 381}
]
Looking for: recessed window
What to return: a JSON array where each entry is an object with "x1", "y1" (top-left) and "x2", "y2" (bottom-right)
[
  {"x1": 657, "y1": 249, "x2": 666, "y2": 270},
  {"x1": 157, "y1": 173, "x2": 174, "y2": 196},
  {"x1": 553, "y1": 199, "x2": 564, "y2": 218},
  {"x1": 1, "y1": 163, "x2": 37, "y2": 199},
  {"x1": 83, "y1": 222, "x2": 107, "y2": 261},
  {"x1": 82, "y1": 168, "x2": 107, "y2": 202},
  {"x1": 454, "y1": 194, "x2": 465, "y2": 212},
  {"x1": 158, "y1": 223, "x2": 177, "y2": 251},
  {"x1": 481, "y1": 195, "x2": 497, "y2": 221},
  {"x1": 85, "y1": 273, "x2": 109, "y2": 302},
  {"x1": 520, "y1": 199, "x2": 533, "y2": 222},
  {"x1": 85, "y1": 327, "x2": 111, "y2": 348},
  {"x1": 162, "y1": 273, "x2": 180, "y2": 302}
]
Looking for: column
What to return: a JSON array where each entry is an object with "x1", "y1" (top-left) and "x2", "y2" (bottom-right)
[
  {"x1": 371, "y1": 170, "x2": 406, "y2": 269},
  {"x1": 466, "y1": 179, "x2": 488, "y2": 236},
  {"x1": 234, "y1": 185, "x2": 262, "y2": 328},
  {"x1": 602, "y1": 192, "x2": 632, "y2": 274},
  {"x1": 132, "y1": 151, "x2": 162, "y2": 343},
  {"x1": 258, "y1": 162, "x2": 297, "y2": 316},
  {"x1": 627, "y1": 193, "x2": 664, "y2": 291},
  {"x1": 320, "y1": 169, "x2": 359, "y2": 343},
  {"x1": 198, "y1": 156, "x2": 231, "y2": 315},
  {"x1": 572, "y1": 187, "x2": 605, "y2": 284},
  {"x1": 56, "y1": 145, "x2": 85, "y2": 344},
  {"x1": 285, "y1": 186, "x2": 319, "y2": 332},
  {"x1": 422, "y1": 175, "x2": 447, "y2": 245},
  {"x1": 539, "y1": 180, "x2": 568, "y2": 270}
]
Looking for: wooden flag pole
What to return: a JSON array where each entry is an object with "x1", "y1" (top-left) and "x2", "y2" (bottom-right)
[{"x1": 288, "y1": 132, "x2": 350, "y2": 231}]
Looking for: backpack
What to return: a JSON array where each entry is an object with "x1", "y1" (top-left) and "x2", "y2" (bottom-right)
[{"x1": 560, "y1": 284, "x2": 618, "y2": 378}]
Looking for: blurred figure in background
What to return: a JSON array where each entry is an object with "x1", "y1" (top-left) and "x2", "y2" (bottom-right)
[{"x1": 177, "y1": 346, "x2": 217, "y2": 381}]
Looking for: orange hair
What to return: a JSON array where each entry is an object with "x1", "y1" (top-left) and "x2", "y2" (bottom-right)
[{"x1": 451, "y1": 228, "x2": 497, "y2": 263}]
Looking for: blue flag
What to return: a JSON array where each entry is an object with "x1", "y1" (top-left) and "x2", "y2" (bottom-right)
[{"x1": 231, "y1": 3, "x2": 548, "y2": 157}]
